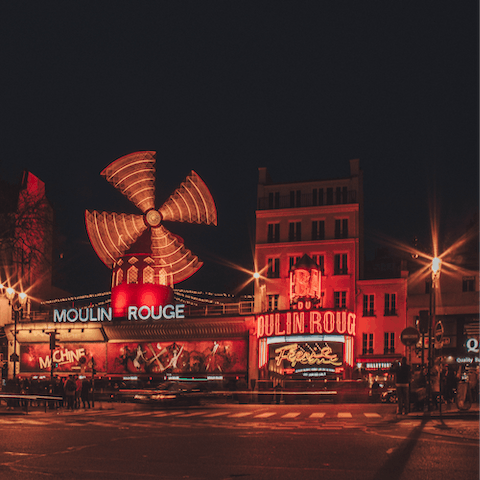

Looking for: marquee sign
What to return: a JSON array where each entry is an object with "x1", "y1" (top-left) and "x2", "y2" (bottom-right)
[
  {"x1": 256, "y1": 309, "x2": 356, "y2": 339},
  {"x1": 53, "y1": 304, "x2": 186, "y2": 323}
]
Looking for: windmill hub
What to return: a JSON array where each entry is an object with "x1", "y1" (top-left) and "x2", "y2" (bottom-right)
[{"x1": 145, "y1": 209, "x2": 162, "y2": 227}]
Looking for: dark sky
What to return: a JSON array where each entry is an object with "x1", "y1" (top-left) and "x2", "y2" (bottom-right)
[{"x1": 0, "y1": 3, "x2": 478, "y2": 296}]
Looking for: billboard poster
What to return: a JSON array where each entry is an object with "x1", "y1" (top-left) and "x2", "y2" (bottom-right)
[
  {"x1": 270, "y1": 341, "x2": 343, "y2": 377},
  {"x1": 20, "y1": 343, "x2": 106, "y2": 374},
  {"x1": 107, "y1": 339, "x2": 247, "y2": 375}
]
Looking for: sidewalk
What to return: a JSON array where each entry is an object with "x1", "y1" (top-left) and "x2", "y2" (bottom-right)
[{"x1": 390, "y1": 401, "x2": 479, "y2": 421}]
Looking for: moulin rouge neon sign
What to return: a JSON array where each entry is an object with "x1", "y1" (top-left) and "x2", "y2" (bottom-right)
[
  {"x1": 274, "y1": 343, "x2": 342, "y2": 367},
  {"x1": 256, "y1": 308, "x2": 356, "y2": 338},
  {"x1": 53, "y1": 304, "x2": 185, "y2": 323}
]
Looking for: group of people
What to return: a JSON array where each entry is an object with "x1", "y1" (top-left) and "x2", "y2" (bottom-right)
[
  {"x1": 390, "y1": 357, "x2": 479, "y2": 414},
  {"x1": 3, "y1": 375, "x2": 93, "y2": 410}
]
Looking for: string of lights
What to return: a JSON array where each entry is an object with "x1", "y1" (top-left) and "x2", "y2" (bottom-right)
[{"x1": 41, "y1": 292, "x2": 111, "y2": 305}]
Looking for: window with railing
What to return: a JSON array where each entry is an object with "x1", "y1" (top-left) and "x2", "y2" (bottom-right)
[
  {"x1": 267, "y1": 258, "x2": 280, "y2": 278},
  {"x1": 267, "y1": 223, "x2": 280, "y2": 243},
  {"x1": 362, "y1": 333, "x2": 374, "y2": 354},
  {"x1": 288, "y1": 221, "x2": 302, "y2": 242},
  {"x1": 363, "y1": 294, "x2": 375, "y2": 316},
  {"x1": 384, "y1": 293, "x2": 396, "y2": 315},
  {"x1": 384, "y1": 332, "x2": 395, "y2": 354},
  {"x1": 258, "y1": 189, "x2": 357, "y2": 210},
  {"x1": 334, "y1": 219, "x2": 348, "y2": 239},
  {"x1": 312, "y1": 220, "x2": 325, "y2": 240},
  {"x1": 334, "y1": 254, "x2": 348, "y2": 275}
]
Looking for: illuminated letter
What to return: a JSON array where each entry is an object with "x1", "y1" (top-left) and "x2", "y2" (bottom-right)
[
  {"x1": 176, "y1": 304, "x2": 185, "y2": 319},
  {"x1": 163, "y1": 305, "x2": 174, "y2": 319},
  {"x1": 138, "y1": 306, "x2": 151, "y2": 320},
  {"x1": 347, "y1": 313, "x2": 356, "y2": 335},
  {"x1": 39, "y1": 356, "x2": 51, "y2": 370},
  {"x1": 336, "y1": 311, "x2": 347, "y2": 334},
  {"x1": 324, "y1": 311, "x2": 335, "y2": 334},
  {"x1": 265, "y1": 314, "x2": 274, "y2": 337},
  {"x1": 257, "y1": 316, "x2": 264, "y2": 338},
  {"x1": 79, "y1": 309, "x2": 89, "y2": 322},
  {"x1": 100, "y1": 308, "x2": 112, "y2": 322},
  {"x1": 286, "y1": 312, "x2": 292, "y2": 335},
  {"x1": 274, "y1": 313, "x2": 284, "y2": 335},
  {"x1": 54, "y1": 309, "x2": 66, "y2": 323},
  {"x1": 310, "y1": 311, "x2": 322, "y2": 334},
  {"x1": 293, "y1": 312, "x2": 304, "y2": 334},
  {"x1": 128, "y1": 306, "x2": 138, "y2": 320},
  {"x1": 89, "y1": 308, "x2": 98, "y2": 322},
  {"x1": 67, "y1": 309, "x2": 78, "y2": 323},
  {"x1": 151, "y1": 306, "x2": 162, "y2": 320},
  {"x1": 305, "y1": 300, "x2": 312, "y2": 310}
]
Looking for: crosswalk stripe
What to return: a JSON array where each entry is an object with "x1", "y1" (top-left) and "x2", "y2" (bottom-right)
[
  {"x1": 177, "y1": 411, "x2": 208, "y2": 417},
  {"x1": 363, "y1": 413, "x2": 381, "y2": 418},
  {"x1": 229, "y1": 412, "x2": 252, "y2": 418},
  {"x1": 254, "y1": 412, "x2": 276, "y2": 418},
  {"x1": 309, "y1": 412, "x2": 326, "y2": 418},
  {"x1": 203, "y1": 411, "x2": 230, "y2": 417},
  {"x1": 338, "y1": 412, "x2": 352, "y2": 418},
  {"x1": 282, "y1": 412, "x2": 301, "y2": 418}
]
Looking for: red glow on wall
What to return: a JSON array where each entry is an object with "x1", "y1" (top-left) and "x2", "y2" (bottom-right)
[{"x1": 111, "y1": 284, "x2": 174, "y2": 318}]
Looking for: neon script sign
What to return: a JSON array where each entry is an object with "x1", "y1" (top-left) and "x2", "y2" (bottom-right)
[
  {"x1": 275, "y1": 343, "x2": 342, "y2": 368},
  {"x1": 256, "y1": 310, "x2": 356, "y2": 338},
  {"x1": 54, "y1": 304, "x2": 185, "y2": 323}
]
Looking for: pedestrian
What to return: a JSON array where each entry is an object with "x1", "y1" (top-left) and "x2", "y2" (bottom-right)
[
  {"x1": 392, "y1": 357, "x2": 410, "y2": 415},
  {"x1": 81, "y1": 378, "x2": 91, "y2": 409},
  {"x1": 431, "y1": 358, "x2": 441, "y2": 409},
  {"x1": 65, "y1": 375, "x2": 76, "y2": 410},
  {"x1": 75, "y1": 375, "x2": 82, "y2": 409}
]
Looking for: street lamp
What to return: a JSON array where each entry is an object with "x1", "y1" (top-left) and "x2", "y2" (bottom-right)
[
  {"x1": 427, "y1": 257, "x2": 442, "y2": 409},
  {"x1": 5, "y1": 287, "x2": 28, "y2": 380}
]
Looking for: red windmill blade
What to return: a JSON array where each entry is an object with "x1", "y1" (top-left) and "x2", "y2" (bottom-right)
[{"x1": 85, "y1": 151, "x2": 217, "y2": 286}]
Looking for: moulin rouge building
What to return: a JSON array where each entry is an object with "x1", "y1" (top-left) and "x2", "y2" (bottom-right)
[{"x1": 3, "y1": 154, "x2": 410, "y2": 388}]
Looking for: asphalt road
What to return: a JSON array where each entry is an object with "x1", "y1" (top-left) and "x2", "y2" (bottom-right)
[{"x1": 0, "y1": 403, "x2": 478, "y2": 480}]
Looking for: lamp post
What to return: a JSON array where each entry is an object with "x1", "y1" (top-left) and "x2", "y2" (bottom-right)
[
  {"x1": 427, "y1": 257, "x2": 441, "y2": 410},
  {"x1": 5, "y1": 287, "x2": 28, "y2": 380}
]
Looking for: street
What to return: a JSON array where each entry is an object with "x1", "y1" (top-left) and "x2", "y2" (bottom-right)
[{"x1": 0, "y1": 402, "x2": 478, "y2": 479}]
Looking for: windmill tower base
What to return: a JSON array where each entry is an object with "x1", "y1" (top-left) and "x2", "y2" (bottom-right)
[{"x1": 111, "y1": 284, "x2": 174, "y2": 319}]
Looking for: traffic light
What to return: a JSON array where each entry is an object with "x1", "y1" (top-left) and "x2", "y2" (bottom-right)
[
  {"x1": 49, "y1": 332, "x2": 58, "y2": 350},
  {"x1": 418, "y1": 310, "x2": 429, "y2": 334}
]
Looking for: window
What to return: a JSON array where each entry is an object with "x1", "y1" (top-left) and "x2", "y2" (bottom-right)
[
  {"x1": 267, "y1": 258, "x2": 280, "y2": 278},
  {"x1": 267, "y1": 223, "x2": 280, "y2": 243},
  {"x1": 463, "y1": 276, "x2": 475, "y2": 292},
  {"x1": 268, "y1": 294, "x2": 279, "y2": 311},
  {"x1": 384, "y1": 293, "x2": 396, "y2": 315},
  {"x1": 116, "y1": 269, "x2": 123, "y2": 286},
  {"x1": 312, "y1": 188, "x2": 324, "y2": 206},
  {"x1": 143, "y1": 266, "x2": 155, "y2": 284},
  {"x1": 342, "y1": 186, "x2": 348, "y2": 204},
  {"x1": 288, "y1": 221, "x2": 302, "y2": 241},
  {"x1": 312, "y1": 220, "x2": 325, "y2": 240},
  {"x1": 362, "y1": 333, "x2": 374, "y2": 354},
  {"x1": 127, "y1": 266, "x2": 138, "y2": 284},
  {"x1": 290, "y1": 190, "x2": 301, "y2": 207},
  {"x1": 289, "y1": 256, "x2": 301, "y2": 269},
  {"x1": 363, "y1": 294, "x2": 375, "y2": 316},
  {"x1": 336, "y1": 187, "x2": 342, "y2": 204},
  {"x1": 334, "y1": 253, "x2": 348, "y2": 275},
  {"x1": 384, "y1": 332, "x2": 395, "y2": 354},
  {"x1": 326, "y1": 188, "x2": 333, "y2": 205},
  {"x1": 334, "y1": 291, "x2": 347, "y2": 308},
  {"x1": 268, "y1": 192, "x2": 280, "y2": 209},
  {"x1": 334, "y1": 219, "x2": 348, "y2": 239},
  {"x1": 311, "y1": 254, "x2": 324, "y2": 273}
]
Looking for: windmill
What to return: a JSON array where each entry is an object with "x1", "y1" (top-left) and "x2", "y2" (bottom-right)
[{"x1": 85, "y1": 151, "x2": 217, "y2": 318}]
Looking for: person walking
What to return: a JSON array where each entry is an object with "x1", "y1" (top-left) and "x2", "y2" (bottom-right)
[
  {"x1": 65, "y1": 375, "x2": 76, "y2": 410},
  {"x1": 393, "y1": 357, "x2": 411, "y2": 415}
]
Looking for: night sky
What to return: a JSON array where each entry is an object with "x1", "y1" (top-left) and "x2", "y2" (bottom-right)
[{"x1": 0, "y1": 3, "x2": 478, "y2": 297}]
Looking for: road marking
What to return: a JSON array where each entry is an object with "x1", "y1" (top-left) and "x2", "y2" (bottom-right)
[
  {"x1": 309, "y1": 412, "x2": 326, "y2": 418},
  {"x1": 229, "y1": 412, "x2": 252, "y2": 418},
  {"x1": 364, "y1": 413, "x2": 381, "y2": 418},
  {"x1": 177, "y1": 411, "x2": 209, "y2": 417},
  {"x1": 338, "y1": 412, "x2": 352, "y2": 418},
  {"x1": 282, "y1": 412, "x2": 301, "y2": 418},
  {"x1": 203, "y1": 411, "x2": 230, "y2": 417},
  {"x1": 254, "y1": 412, "x2": 276, "y2": 418}
]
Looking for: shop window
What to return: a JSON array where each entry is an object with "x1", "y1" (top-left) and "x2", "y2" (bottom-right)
[
  {"x1": 363, "y1": 294, "x2": 374, "y2": 316},
  {"x1": 384, "y1": 332, "x2": 395, "y2": 354},
  {"x1": 267, "y1": 223, "x2": 280, "y2": 243},
  {"x1": 384, "y1": 293, "x2": 396, "y2": 315},
  {"x1": 127, "y1": 266, "x2": 138, "y2": 284},
  {"x1": 288, "y1": 221, "x2": 302, "y2": 242},
  {"x1": 267, "y1": 258, "x2": 280, "y2": 278}
]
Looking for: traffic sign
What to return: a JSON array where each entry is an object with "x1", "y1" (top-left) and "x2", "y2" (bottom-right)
[{"x1": 401, "y1": 327, "x2": 420, "y2": 346}]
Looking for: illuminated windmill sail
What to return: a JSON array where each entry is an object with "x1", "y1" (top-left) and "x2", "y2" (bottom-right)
[{"x1": 85, "y1": 151, "x2": 217, "y2": 289}]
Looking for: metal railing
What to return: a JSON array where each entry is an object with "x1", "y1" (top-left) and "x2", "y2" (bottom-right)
[{"x1": 258, "y1": 190, "x2": 357, "y2": 210}]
